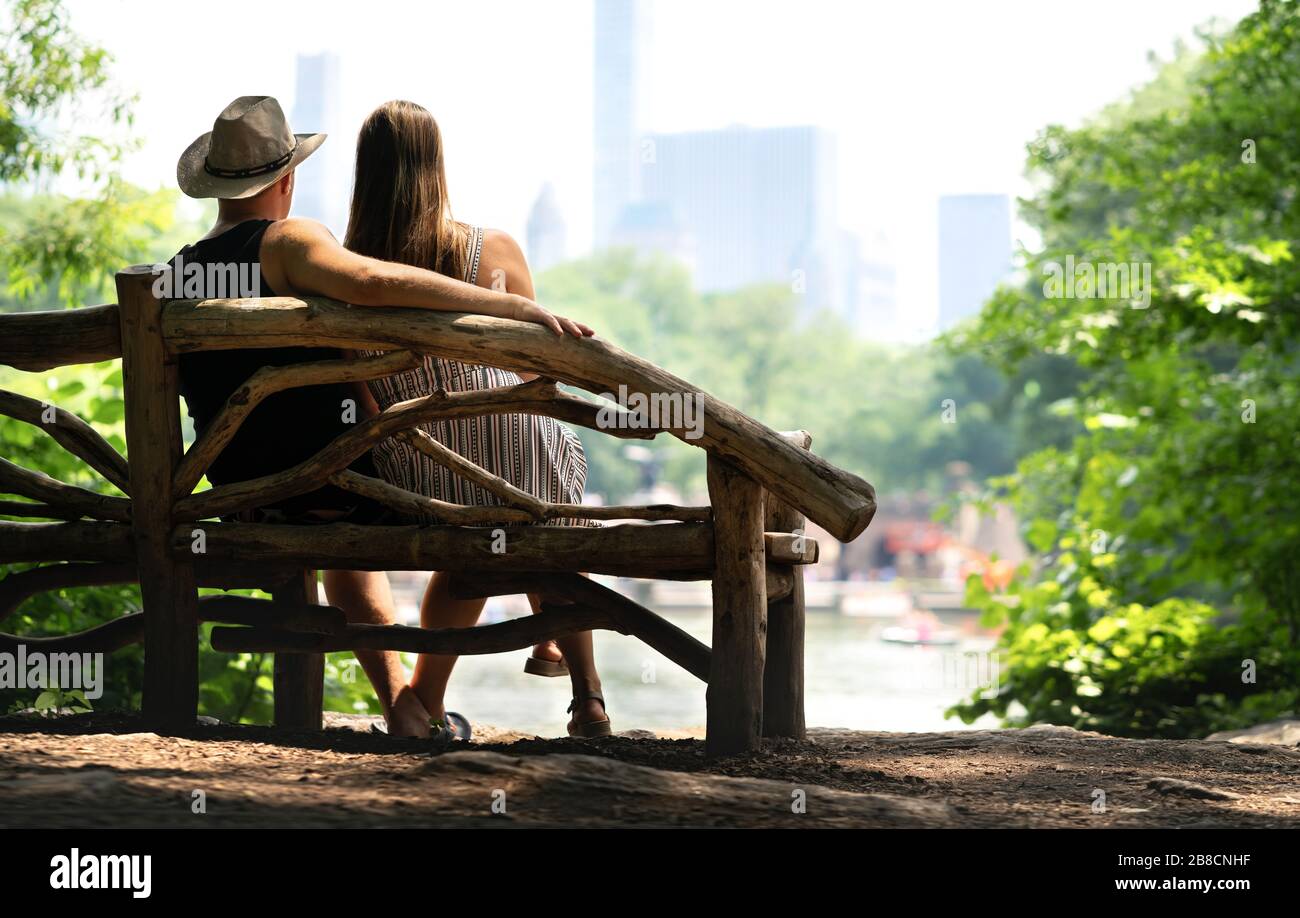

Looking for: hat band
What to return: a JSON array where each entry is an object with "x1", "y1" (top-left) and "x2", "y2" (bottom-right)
[{"x1": 203, "y1": 143, "x2": 297, "y2": 179}]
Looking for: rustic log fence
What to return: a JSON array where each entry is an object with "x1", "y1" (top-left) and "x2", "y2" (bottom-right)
[{"x1": 0, "y1": 263, "x2": 876, "y2": 757}]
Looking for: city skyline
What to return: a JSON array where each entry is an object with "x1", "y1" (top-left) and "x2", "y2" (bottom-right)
[
  {"x1": 291, "y1": 51, "x2": 349, "y2": 238},
  {"x1": 65, "y1": 0, "x2": 1255, "y2": 337},
  {"x1": 592, "y1": 0, "x2": 650, "y2": 251},
  {"x1": 937, "y1": 194, "x2": 1013, "y2": 332}
]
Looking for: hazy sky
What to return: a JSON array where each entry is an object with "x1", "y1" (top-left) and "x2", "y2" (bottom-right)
[{"x1": 67, "y1": 0, "x2": 1257, "y2": 333}]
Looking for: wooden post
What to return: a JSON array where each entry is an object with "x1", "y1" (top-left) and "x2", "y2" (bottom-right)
[
  {"x1": 271, "y1": 569, "x2": 325, "y2": 730},
  {"x1": 763, "y1": 431, "x2": 812, "y2": 740},
  {"x1": 764, "y1": 494, "x2": 807, "y2": 739},
  {"x1": 116, "y1": 265, "x2": 200, "y2": 731},
  {"x1": 705, "y1": 454, "x2": 767, "y2": 758}
]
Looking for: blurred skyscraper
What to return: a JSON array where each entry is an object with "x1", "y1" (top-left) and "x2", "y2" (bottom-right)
[
  {"x1": 291, "y1": 52, "x2": 348, "y2": 238},
  {"x1": 590, "y1": 1, "x2": 875, "y2": 329},
  {"x1": 640, "y1": 125, "x2": 843, "y2": 311},
  {"x1": 837, "y1": 227, "x2": 899, "y2": 335},
  {"x1": 937, "y1": 194, "x2": 1012, "y2": 331},
  {"x1": 609, "y1": 199, "x2": 695, "y2": 271},
  {"x1": 593, "y1": 0, "x2": 650, "y2": 251},
  {"x1": 526, "y1": 183, "x2": 568, "y2": 273},
  {"x1": 853, "y1": 230, "x2": 899, "y2": 336}
]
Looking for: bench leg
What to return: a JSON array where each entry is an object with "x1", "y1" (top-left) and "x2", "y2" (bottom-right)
[
  {"x1": 762, "y1": 567, "x2": 805, "y2": 738},
  {"x1": 140, "y1": 561, "x2": 199, "y2": 731},
  {"x1": 272, "y1": 570, "x2": 324, "y2": 730},
  {"x1": 705, "y1": 455, "x2": 767, "y2": 758},
  {"x1": 117, "y1": 266, "x2": 200, "y2": 732},
  {"x1": 763, "y1": 495, "x2": 807, "y2": 739}
]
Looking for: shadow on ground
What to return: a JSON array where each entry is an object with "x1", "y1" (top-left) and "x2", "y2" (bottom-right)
[{"x1": 1, "y1": 713, "x2": 1296, "y2": 828}]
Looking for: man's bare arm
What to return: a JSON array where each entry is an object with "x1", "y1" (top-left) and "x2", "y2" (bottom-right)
[{"x1": 262, "y1": 217, "x2": 591, "y2": 337}]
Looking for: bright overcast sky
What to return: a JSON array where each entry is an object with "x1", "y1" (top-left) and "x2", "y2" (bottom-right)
[{"x1": 67, "y1": 0, "x2": 1258, "y2": 331}]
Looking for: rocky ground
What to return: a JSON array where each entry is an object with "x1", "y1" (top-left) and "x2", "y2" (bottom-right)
[{"x1": 1, "y1": 713, "x2": 1297, "y2": 828}]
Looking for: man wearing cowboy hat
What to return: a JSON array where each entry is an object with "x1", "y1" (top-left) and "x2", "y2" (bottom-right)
[{"x1": 170, "y1": 96, "x2": 593, "y2": 738}]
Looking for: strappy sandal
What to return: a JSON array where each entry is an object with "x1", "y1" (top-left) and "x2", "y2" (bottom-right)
[
  {"x1": 566, "y1": 690, "x2": 612, "y2": 738},
  {"x1": 371, "y1": 710, "x2": 472, "y2": 746}
]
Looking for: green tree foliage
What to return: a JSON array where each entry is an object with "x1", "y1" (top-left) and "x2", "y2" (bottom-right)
[
  {"x1": 0, "y1": 0, "x2": 324, "y2": 722},
  {"x1": 949, "y1": 0, "x2": 1300, "y2": 737},
  {"x1": 537, "y1": 253, "x2": 1070, "y2": 504},
  {"x1": 0, "y1": 0, "x2": 181, "y2": 308}
]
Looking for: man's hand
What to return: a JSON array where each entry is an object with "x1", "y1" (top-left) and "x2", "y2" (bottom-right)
[{"x1": 511, "y1": 296, "x2": 595, "y2": 338}]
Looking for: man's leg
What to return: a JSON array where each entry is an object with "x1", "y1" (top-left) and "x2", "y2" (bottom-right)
[{"x1": 321, "y1": 569, "x2": 431, "y2": 737}]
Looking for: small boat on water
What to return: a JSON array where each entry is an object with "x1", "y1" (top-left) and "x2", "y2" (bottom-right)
[{"x1": 879, "y1": 610, "x2": 961, "y2": 646}]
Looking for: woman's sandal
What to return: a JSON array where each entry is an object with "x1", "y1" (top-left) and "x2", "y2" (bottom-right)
[
  {"x1": 370, "y1": 710, "x2": 472, "y2": 746},
  {"x1": 524, "y1": 641, "x2": 569, "y2": 677},
  {"x1": 524, "y1": 656, "x2": 569, "y2": 677},
  {"x1": 566, "y1": 690, "x2": 612, "y2": 738}
]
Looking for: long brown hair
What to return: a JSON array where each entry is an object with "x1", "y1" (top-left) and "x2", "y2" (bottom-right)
[{"x1": 344, "y1": 100, "x2": 470, "y2": 279}]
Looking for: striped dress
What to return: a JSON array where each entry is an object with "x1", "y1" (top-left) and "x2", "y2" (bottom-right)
[{"x1": 362, "y1": 226, "x2": 595, "y2": 527}]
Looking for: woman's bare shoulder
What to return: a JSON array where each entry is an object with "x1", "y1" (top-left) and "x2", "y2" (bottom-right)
[
  {"x1": 480, "y1": 228, "x2": 527, "y2": 265},
  {"x1": 476, "y1": 228, "x2": 532, "y2": 292}
]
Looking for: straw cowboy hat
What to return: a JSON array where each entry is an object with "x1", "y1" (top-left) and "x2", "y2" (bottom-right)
[{"x1": 177, "y1": 95, "x2": 326, "y2": 199}]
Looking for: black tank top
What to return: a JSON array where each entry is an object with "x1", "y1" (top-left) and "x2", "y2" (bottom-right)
[{"x1": 171, "y1": 220, "x2": 380, "y2": 517}]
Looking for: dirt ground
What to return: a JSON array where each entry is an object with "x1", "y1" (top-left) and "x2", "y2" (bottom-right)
[{"x1": 1, "y1": 713, "x2": 1297, "y2": 828}]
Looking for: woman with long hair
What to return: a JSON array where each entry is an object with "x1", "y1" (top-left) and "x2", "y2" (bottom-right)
[{"x1": 345, "y1": 100, "x2": 610, "y2": 742}]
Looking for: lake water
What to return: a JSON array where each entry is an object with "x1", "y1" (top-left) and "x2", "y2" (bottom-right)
[{"x1": 391, "y1": 585, "x2": 1003, "y2": 737}]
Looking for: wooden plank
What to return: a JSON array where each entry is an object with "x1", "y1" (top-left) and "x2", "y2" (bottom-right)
[
  {"x1": 0, "y1": 304, "x2": 122, "y2": 371},
  {"x1": 162, "y1": 298, "x2": 877, "y2": 541},
  {"x1": 0, "y1": 520, "x2": 134, "y2": 563},
  {"x1": 0, "y1": 500, "x2": 94, "y2": 521},
  {"x1": 211, "y1": 603, "x2": 616, "y2": 655},
  {"x1": 116, "y1": 265, "x2": 199, "y2": 731},
  {"x1": 170, "y1": 520, "x2": 717, "y2": 578},
  {"x1": 0, "y1": 556, "x2": 303, "y2": 624},
  {"x1": 764, "y1": 531, "x2": 818, "y2": 564},
  {"x1": 1, "y1": 594, "x2": 345, "y2": 654},
  {"x1": 198, "y1": 593, "x2": 347, "y2": 634},
  {"x1": 271, "y1": 570, "x2": 325, "y2": 730},
  {"x1": 705, "y1": 455, "x2": 767, "y2": 757}
]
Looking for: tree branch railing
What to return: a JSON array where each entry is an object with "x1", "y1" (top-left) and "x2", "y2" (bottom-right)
[
  {"x1": 0, "y1": 390, "x2": 130, "y2": 493},
  {"x1": 171, "y1": 349, "x2": 424, "y2": 499},
  {"x1": 0, "y1": 268, "x2": 876, "y2": 756},
  {"x1": 160, "y1": 296, "x2": 876, "y2": 541},
  {"x1": 172, "y1": 377, "x2": 671, "y2": 522}
]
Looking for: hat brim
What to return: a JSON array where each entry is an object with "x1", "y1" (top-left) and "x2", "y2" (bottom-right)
[{"x1": 177, "y1": 131, "x2": 327, "y2": 200}]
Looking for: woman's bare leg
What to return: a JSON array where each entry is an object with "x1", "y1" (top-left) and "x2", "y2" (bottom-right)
[
  {"x1": 528, "y1": 591, "x2": 606, "y2": 729},
  {"x1": 409, "y1": 570, "x2": 486, "y2": 722}
]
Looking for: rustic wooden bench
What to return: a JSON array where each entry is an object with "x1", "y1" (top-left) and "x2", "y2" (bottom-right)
[{"x1": 0, "y1": 263, "x2": 876, "y2": 757}]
